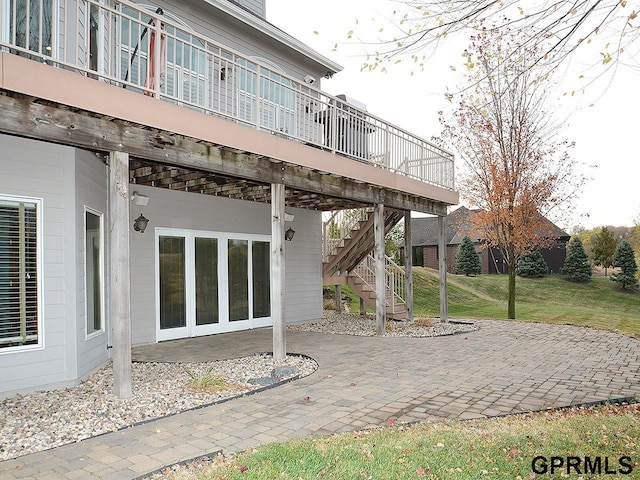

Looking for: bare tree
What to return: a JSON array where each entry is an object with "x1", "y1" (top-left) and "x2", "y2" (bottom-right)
[
  {"x1": 365, "y1": 1, "x2": 639, "y2": 84},
  {"x1": 440, "y1": 26, "x2": 586, "y2": 319}
]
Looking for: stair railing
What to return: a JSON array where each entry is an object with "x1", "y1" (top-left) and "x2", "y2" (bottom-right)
[
  {"x1": 322, "y1": 207, "x2": 373, "y2": 262},
  {"x1": 352, "y1": 253, "x2": 406, "y2": 313}
]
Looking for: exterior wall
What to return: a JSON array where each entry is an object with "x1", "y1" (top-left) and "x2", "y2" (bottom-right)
[
  {"x1": 234, "y1": 0, "x2": 266, "y2": 18},
  {"x1": 75, "y1": 150, "x2": 110, "y2": 379},
  {"x1": 152, "y1": 0, "x2": 328, "y2": 84},
  {"x1": 422, "y1": 245, "x2": 457, "y2": 272},
  {"x1": 0, "y1": 134, "x2": 78, "y2": 397},
  {"x1": 128, "y1": 185, "x2": 322, "y2": 346}
]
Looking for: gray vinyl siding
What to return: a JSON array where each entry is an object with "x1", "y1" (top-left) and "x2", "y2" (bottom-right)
[
  {"x1": 75, "y1": 149, "x2": 109, "y2": 379},
  {"x1": 234, "y1": 0, "x2": 266, "y2": 19},
  {"x1": 149, "y1": 0, "x2": 328, "y2": 84},
  {"x1": 129, "y1": 185, "x2": 322, "y2": 345},
  {"x1": 0, "y1": 134, "x2": 78, "y2": 398}
]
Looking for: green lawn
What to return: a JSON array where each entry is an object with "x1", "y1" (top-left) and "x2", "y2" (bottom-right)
[
  {"x1": 346, "y1": 268, "x2": 640, "y2": 336},
  {"x1": 193, "y1": 403, "x2": 639, "y2": 479}
]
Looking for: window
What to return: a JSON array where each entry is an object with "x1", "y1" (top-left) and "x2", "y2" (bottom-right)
[
  {"x1": 118, "y1": 6, "x2": 208, "y2": 106},
  {"x1": 0, "y1": 196, "x2": 41, "y2": 351},
  {"x1": 237, "y1": 57, "x2": 296, "y2": 135},
  {"x1": 158, "y1": 235, "x2": 186, "y2": 330},
  {"x1": 156, "y1": 228, "x2": 271, "y2": 340},
  {"x1": 85, "y1": 209, "x2": 103, "y2": 337},
  {"x1": 6, "y1": 0, "x2": 53, "y2": 57}
]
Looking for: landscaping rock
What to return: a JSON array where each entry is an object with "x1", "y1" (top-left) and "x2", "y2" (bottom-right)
[
  {"x1": 247, "y1": 377, "x2": 279, "y2": 387},
  {"x1": 271, "y1": 366, "x2": 299, "y2": 379}
]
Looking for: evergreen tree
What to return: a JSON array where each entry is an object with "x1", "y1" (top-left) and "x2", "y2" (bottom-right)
[
  {"x1": 454, "y1": 236, "x2": 481, "y2": 276},
  {"x1": 561, "y1": 237, "x2": 592, "y2": 282},
  {"x1": 591, "y1": 226, "x2": 618, "y2": 276},
  {"x1": 516, "y1": 250, "x2": 549, "y2": 278},
  {"x1": 610, "y1": 240, "x2": 639, "y2": 291}
]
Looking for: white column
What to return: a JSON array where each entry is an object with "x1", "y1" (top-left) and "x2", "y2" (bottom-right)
[
  {"x1": 109, "y1": 151, "x2": 132, "y2": 398},
  {"x1": 374, "y1": 204, "x2": 386, "y2": 335},
  {"x1": 271, "y1": 183, "x2": 286, "y2": 360},
  {"x1": 404, "y1": 210, "x2": 413, "y2": 322},
  {"x1": 438, "y1": 215, "x2": 449, "y2": 322}
]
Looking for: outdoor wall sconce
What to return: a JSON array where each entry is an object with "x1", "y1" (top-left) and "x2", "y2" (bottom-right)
[
  {"x1": 133, "y1": 214, "x2": 149, "y2": 233},
  {"x1": 220, "y1": 67, "x2": 231, "y2": 81},
  {"x1": 285, "y1": 227, "x2": 295, "y2": 241}
]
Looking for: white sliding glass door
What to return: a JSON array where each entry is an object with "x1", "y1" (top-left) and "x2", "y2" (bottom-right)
[{"x1": 156, "y1": 228, "x2": 271, "y2": 341}]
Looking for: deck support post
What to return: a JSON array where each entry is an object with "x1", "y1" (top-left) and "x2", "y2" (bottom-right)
[
  {"x1": 438, "y1": 214, "x2": 449, "y2": 322},
  {"x1": 271, "y1": 183, "x2": 286, "y2": 360},
  {"x1": 109, "y1": 151, "x2": 132, "y2": 398},
  {"x1": 374, "y1": 203, "x2": 386, "y2": 335},
  {"x1": 335, "y1": 285, "x2": 342, "y2": 313},
  {"x1": 404, "y1": 210, "x2": 414, "y2": 322}
]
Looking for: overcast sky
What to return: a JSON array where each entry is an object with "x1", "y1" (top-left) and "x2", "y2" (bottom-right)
[{"x1": 267, "y1": 0, "x2": 640, "y2": 231}]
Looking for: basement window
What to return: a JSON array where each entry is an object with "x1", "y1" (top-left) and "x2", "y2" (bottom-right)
[{"x1": 0, "y1": 195, "x2": 42, "y2": 352}]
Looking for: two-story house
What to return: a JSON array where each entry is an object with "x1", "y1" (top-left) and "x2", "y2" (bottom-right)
[{"x1": 0, "y1": 0, "x2": 458, "y2": 397}]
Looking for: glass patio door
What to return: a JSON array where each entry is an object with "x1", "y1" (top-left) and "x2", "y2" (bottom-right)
[
  {"x1": 158, "y1": 235, "x2": 188, "y2": 339},
  {"x1": 156, "y1": 229, "x2": 271, "y2": 341}
]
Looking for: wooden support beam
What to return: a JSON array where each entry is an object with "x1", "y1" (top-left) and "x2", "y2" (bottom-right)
[
  {"x1": 271, "y1": 183, "x2": 286, "y2": 360},
  {"x1": 109, "y1": 151, "x2": 132, "y2": 398},
  {"x1": 0, "y1": 95, "x2": 449, "y2": 215},
  {"x1": 374, "y1": 204, "x2": 386, "y2": 335},
  {"x1": 335, "y1": 285, "x2": 342, "y2": 313},
  {"x1": 438, "y1": 215, "x2": 449, "y2": 323},
  {"x1": 404, "y1": 210, "x2": 414, "y2": 322}
]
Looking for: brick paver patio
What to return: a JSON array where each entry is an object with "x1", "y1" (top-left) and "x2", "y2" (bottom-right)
[{"x1": 1, "y1": 319, "x2": 639, "y2": 479}]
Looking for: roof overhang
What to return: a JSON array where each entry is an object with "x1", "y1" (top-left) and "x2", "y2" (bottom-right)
[{"x1": 202, "y1": 0, "x2": 343, "y2": 76}]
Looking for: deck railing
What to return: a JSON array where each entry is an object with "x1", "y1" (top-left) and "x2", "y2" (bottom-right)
[
  {"x1": 352, "y1": 253, "x2": 406, "y2": 313},
  {"x1": 0, "y1": 0, "x2": 455, "y2": 189}
]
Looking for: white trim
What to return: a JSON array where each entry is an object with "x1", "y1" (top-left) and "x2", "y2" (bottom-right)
[
  {"x1": 84, "y1": 206, "x2": 105, "y2": 340},
  {"x1": 201, "y1": 0, "x2": 342, "y2": 75},
  {"x1": 155, "y1": 227, "x2": 271, "y2": 342},
  {"x1": 0, "y1": 194, "x2": 44, "y2": 355}
]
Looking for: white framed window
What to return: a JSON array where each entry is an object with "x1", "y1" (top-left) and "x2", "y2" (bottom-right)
[
  {"x1": 0, "y1": 194, "x2": 43, "y2": 353},
  {"x1": 237, "y1": 57, "x2": 296, "y2": 135},
  {"x1": 2, "y1": 0, "x2": 55, "y2": 57},
  {"x1": 117, "y1": 5, "x2": 209, "y2": 107},
  {"x1": 84, "y1": 207, "x2": 104, "y2": 338},
  {"x1": 156, "y1": 228, "x2": 271, "y2": 341}
]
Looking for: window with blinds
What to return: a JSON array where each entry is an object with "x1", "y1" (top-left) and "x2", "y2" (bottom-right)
[{"x1": 0, "y1": 196, "x2": 40, "y2": 350}]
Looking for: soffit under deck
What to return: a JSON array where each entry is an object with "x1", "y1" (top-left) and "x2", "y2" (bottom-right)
[{"x1": 129, "y1": 159, "x2": 368, "y2": 211}]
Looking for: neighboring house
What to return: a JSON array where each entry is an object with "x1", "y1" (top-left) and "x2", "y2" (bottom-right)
[
  {"x1": 0, "y1": 0, "x2": 458, "y2": 397},
  {"x1": 412, "y1": 207, "x2": 570, "y2": 274}
]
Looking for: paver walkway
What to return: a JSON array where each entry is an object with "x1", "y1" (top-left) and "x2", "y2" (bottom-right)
[{"x1": 2, "y1": 320, "x2": 639, "y2": 479}]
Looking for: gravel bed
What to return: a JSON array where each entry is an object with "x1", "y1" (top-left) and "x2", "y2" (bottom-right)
[
  {"x1": 0, "y1": 354, "x2": 316, "y2": 461},
  {"x1": 288, "y1": 311, "x2": 478, "y2": 337}
]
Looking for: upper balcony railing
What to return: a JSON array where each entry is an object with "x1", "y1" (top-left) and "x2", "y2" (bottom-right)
[{"x1": 0, "y1": 0, "x2": 455, "y2": 190}]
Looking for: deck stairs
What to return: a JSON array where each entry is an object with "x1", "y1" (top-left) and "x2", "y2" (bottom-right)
[{"x1": 322, "y1": 208, "x2": 406, "y2": 319}]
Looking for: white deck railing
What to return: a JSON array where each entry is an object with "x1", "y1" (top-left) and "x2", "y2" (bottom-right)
[
  {"x1": 353, "y1": 253, "x2": 406, "y2": 313},
  {"x1": 0, "y1": 0, "x2": 454, "y2": 189}
]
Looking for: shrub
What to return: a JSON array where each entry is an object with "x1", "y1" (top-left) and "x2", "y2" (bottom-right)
[
  {"x1": 610, "y1": 240, "x2": 639, "y2": 291},
  {"x1": 516, "y1": 250, "x2": 549, "y2": 278},
  {"x1": 454, "y1": 236, "x2": 481, "y2": 276},
  {"x1": 561, "y1": 237, "x2": 592, "y2": 282}
]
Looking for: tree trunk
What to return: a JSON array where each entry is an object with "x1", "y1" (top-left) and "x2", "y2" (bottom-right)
[{"x1": 507, "y1": 260, "x2": 516, "y2": 319}]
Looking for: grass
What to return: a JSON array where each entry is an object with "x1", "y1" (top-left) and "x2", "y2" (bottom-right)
[
  {"x1": 345, "y1": 268, "x2": 640, "y2": 336},
  {"x1": 184, "y1": 367, "x2": 229, "y2": 393},
  {"x1": 189, "y1": 403, "x2": 639, "y2": 479}
]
